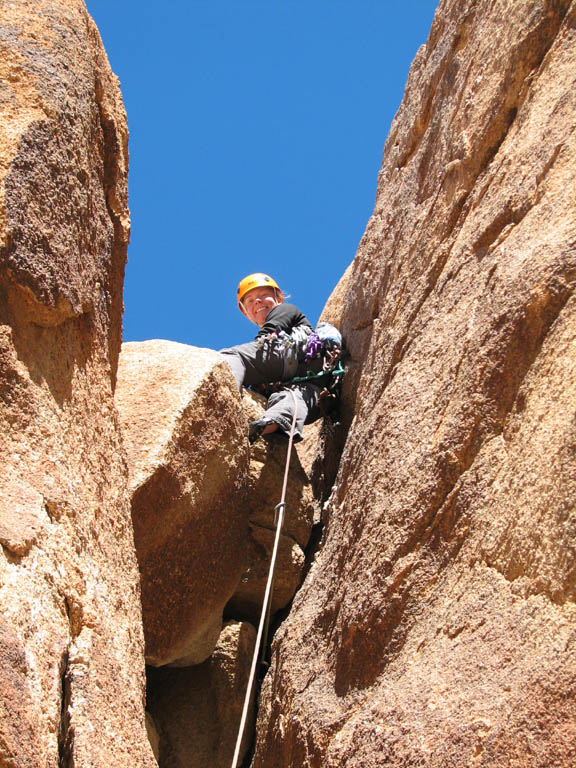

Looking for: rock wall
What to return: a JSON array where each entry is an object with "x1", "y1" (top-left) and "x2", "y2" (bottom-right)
[
  {"x1": 0, "y1": 1, "x2": 155, "y2": 766},
  {"x1": 253, "y1": 1, "x2": 576, "y2": 766},
  {"x1": 4, "y1": 1, "x2": 575, "y2": 766}
]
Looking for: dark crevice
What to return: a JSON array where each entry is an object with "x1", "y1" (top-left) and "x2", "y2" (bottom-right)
[
  {"x1": 58, "y1": 648, "x2": 72, "y2": 768},
  {"x1": 300, "y1": 520, "x2": 325, "y2": 587},
  {"x1": 309, "y1": 417, "x2": 347, "y2": 507},
  {"x1": 483, "y1": 106, "x2": 518, "y2": 172},
  {"x1": 261, "y1": 416, "x2": 347, "y2": 649},
  {"x1": 94, "y1": 77, "x2": 122, "y2": 230}
]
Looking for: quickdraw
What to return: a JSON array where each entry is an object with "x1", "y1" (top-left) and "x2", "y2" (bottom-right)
[{"x1": 286, "y1": 362, "x2": 345, "y2": 384}]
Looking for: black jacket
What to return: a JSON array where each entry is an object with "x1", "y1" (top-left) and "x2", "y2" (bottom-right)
[{"x1": 254, "y1": 303, "x2": 312, "y2": 339}]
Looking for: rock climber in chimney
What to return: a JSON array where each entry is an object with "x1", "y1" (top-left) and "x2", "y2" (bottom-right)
[{"x1": 220, "y1": 272, "x2": 343, "y2": 444}]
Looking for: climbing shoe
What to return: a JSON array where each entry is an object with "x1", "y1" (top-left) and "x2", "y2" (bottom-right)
[{"x1": 248, "y1": 417, "x2": 272, "y2": 444}]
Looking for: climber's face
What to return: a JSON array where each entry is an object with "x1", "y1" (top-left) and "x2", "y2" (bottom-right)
[{"x1": 242, "y1": 286, "x2": 281, "y2": 326}]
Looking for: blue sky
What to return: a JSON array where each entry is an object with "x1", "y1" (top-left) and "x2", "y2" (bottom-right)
[{"x1": 85, "y1": 1, "x2": 439, "y2": 350}]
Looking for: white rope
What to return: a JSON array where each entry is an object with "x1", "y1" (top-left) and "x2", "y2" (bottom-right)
[{"x1": 230, "y1": 389, "x2": 299, "y2": 768}]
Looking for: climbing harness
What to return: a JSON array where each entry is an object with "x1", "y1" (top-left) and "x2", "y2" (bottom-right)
[
  {"x1": 230, "y1": 389, "x2": 299, "y2": 768},
  {"x1": 251, "y1": 321, "x2": 346, "y2": 417}
]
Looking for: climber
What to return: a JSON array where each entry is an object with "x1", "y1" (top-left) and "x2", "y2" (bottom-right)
[{"x1": 220, "y1": 272, "x2": 343, "y2": 444}]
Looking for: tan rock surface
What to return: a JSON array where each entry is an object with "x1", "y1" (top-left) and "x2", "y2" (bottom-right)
[
  {"x1": 228, "y1": 521, "x2": 306, "y2": 621},
  {"x1": 318, "y1": 262, "x2": 352, "y2": 330},
  {"x1": 116, "y1": 340, "x2": 250, "y2": 666},
  {"x1": 147, "y1": 621, "x2": 257, "y2": 768},
  {"x1": 227, "y1": 391, "x2": 315, "y2": 622},
  {"x1": 0, "y1": 1, "x2": 154, "y2": 766},
  {"x1": 253, "y1": 1, "x2": 576, "y2": 766}
]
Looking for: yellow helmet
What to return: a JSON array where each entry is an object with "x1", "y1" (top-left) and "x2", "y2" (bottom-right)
[{"x1": 237, "y1": 273, "x2": 283, "y2": 315}]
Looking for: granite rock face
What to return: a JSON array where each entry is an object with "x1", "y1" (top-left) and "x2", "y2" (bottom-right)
[
  {"x1": 116, "y1": 340, "x2": 250, "y2": 666},
  {"x1": 0, "y1": 1, "x2": 154, "y2": 766},
  {"x1": 253, "y1": 1, "x2": 576, "y2": 766}
]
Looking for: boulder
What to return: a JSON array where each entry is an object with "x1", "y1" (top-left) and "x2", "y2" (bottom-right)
[
  {"x1": 253, "y1": 1, "x2": 576, "y2": 766},
  {"x1": 116, "y1": 340, "x2": 250, "y2": 666},
  {"x1": 147, "y1": 621, "x2": 257, "y2": 768},
  {"x1": 0, "y1": 1, "x2": 154, "y2": 766}
]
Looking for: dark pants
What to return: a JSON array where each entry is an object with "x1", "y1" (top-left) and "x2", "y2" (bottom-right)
[{"x1": 220, "y1": 337, "x2": 322, "y2": 441}]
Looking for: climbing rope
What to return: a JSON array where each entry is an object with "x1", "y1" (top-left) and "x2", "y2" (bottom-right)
[{"x1": 230, "y1": 388, "x2": 299, "y2": 768}]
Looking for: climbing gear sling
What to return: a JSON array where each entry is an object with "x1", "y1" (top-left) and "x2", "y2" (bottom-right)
[
  {"x1": 230, "y1": 388, "x2": 298, "y2": 768},
  {"x1": 251, "y1": 321, "x2": 345, "y2": 409}
]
